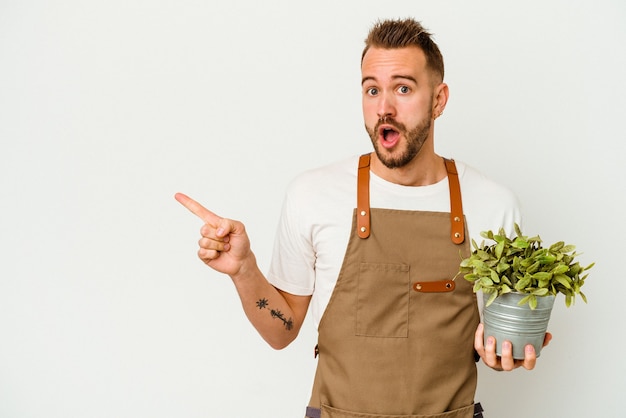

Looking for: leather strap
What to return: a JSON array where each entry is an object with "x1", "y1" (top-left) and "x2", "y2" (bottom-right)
[
  {"x1": 357, "y1": 155, "x2": 464, "y2": 245},
  {"x1": 413, "y1": 280, "x2": 455, "y2": 293},
  {"x1": 444, "y1": 158, "x2": 465, "y2": 245},
  {"x1": 357, "y1": 154, "x2": 371, "y2": 239}
]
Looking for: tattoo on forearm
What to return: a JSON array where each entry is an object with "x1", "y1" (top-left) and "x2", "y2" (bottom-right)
[{"x1": 255, "y1": 298, "x2": 294, "y2": 331}]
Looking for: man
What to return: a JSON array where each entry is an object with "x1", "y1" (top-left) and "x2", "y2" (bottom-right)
[{"x1": 176, "y1": 18, "x2": 550, "y2": 418}]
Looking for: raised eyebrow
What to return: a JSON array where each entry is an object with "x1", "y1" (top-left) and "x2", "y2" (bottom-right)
[
  {"x1": 393, "y1": 75, "x2": 418, "y2": 84},
  {"x1": 361, "y1": 75, "x2": 418, "y2": 85},
  {"x1": 361, "y1": 76, "x2": 376, "y2": 86}
]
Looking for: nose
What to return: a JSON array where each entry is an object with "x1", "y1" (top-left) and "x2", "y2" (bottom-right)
[{"x1": 377, "y1": 92, "x2": 396, "y2": 121}]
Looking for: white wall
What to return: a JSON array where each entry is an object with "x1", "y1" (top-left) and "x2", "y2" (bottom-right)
[{"x1": 1, "y1": 1, "x2": 624, "y2": 417}]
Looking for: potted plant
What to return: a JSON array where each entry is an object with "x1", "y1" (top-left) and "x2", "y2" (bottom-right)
[{"x1": 458, "y1": 224, "x2": 594, "y2": 359}]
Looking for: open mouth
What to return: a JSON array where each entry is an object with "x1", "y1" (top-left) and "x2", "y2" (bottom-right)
[{"x1": 379, "y1": 126, "x2": 400, "y2": 149}]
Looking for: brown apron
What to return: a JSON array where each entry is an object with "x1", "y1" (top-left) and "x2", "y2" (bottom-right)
[{"x1": 305, "y1": 154, "x2": 481, "y2": 418}]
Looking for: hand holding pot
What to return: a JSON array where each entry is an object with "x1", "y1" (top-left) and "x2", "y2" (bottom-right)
[{"x1": 474, "y1": 323, "x2": 553, "y2": 371}]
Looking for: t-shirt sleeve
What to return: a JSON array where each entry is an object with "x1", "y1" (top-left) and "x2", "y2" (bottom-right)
[
  {"x1": 461, "y1": 163, "x2": 523, "y2": 244},
  {"x1": 266, "y1": 179, "x2": 316, "y2": 296}
]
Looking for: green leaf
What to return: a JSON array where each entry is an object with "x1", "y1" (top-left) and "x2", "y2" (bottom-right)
[
  {"x1": 554, "y1": 274, "x2": 573, "y2": 289},
  {"x1": 473, "y1": 281, "x2": 482, "y2": 293},
  {"x1": 518, "y1": 294, "x2": 532, "y2": 307},
  {"x1": 512, "y1": 238, "x2": 529, "y2": 249},
  {"x1": 471, "y1": 259, "x2": 486, "y2": 270},
  {"x1": 538, "y1": 255, "x2": 557, "y2": 265},
  {"x1": 464, "y1": 273, "x2": 478, "y2": 283},
  {"x1": 538, "y1": 278, "x2": 551, "y2": 288},
  {"x1": 526, "y1": 261, "x2": 540, "y2": 274},
  {"x1": 531, "y1": 248, "x2": 547, "y2": 258},
  {"x1": 493, "y1": 234, "x2": 506, "y2": 244},
  {"x1": 495, "y1": 240, "x2": 505, "y2": 259},
  {"x1": 532, "y1": 272, "x2": 552, "y2": 281},
  {"x1": 476, "y1": 250, "x2": 491, "y2": 260},
  {"x1": 496, "y1": 261, "x2": 510, "y2": 274},
  {"x1": 515, "y1": 276, "x2": 531, "y2": 291},
  {"x1": 480, "y1": 277, "x2": 494, "y2": 286},
  {"x1": 551, "y1": 264, "x2": 569, "y2": 275},
  {"x1": 549, "y1": 241, "x2": 565, "y2": 252}
]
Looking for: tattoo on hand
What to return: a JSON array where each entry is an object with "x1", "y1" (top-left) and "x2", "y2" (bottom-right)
[{"x1": 255, "y1": 298, "x2": 294, "y2": 331}]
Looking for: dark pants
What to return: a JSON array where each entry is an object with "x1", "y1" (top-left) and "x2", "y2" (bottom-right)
[{"x1": 305, "y1": 403, "x2": 484, "y2": 418}]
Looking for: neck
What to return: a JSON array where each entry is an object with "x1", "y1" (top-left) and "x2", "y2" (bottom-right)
[{"x1": 370, "y1": 149, "x2": 447, "y2": 187}]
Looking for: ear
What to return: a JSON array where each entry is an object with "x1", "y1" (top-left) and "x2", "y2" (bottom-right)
[{"x1": 432, "y1": 82, "x2": 449, "y2": 119}]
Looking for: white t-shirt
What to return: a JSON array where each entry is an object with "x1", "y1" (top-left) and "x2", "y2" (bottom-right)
[{"x1": 267, "y1": 155, "x2": 522, "y2": 329}]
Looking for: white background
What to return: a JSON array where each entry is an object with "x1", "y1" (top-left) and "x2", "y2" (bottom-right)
[{"x1": 1, "y1": 1, "x2": 625, "y2": 417}]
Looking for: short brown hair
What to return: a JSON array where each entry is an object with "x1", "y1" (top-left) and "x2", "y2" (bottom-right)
[{"x1": 362, "y1": 18, "x2": 444, "y2": 83}]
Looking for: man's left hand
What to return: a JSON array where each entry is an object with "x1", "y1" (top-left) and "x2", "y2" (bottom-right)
[{"x1": 474, "y1": 323, "x2": 552, "y2": 371}]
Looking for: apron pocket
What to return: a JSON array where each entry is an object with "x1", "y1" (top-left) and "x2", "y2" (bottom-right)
[
  {"x1": 356, "y1": 262, "x2": 409, "y2": 338},
  {"x1": 321, "y1": 403, "x2": 476, "y2": 418}
]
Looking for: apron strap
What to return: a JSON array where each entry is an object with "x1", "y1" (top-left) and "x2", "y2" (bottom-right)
[
  {"x1": 356, "y1": 154, "x2": 465, "y2": 245},
  {"x1": 357, "y1": 153, "x2": 371, "y2": 239},
  {"x1": 443, "y1": 158, "x2": 465, "y2": 245}
]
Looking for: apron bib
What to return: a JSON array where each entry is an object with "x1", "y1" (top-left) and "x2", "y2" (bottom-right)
[{"x1": 306, "y1": 154, "x2": 480, "y2": 418}]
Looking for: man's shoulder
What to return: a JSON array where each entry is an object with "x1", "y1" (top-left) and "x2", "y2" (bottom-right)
[
  {"x1": 456, "y1": 160, "x2": 520, "y2": 211},
  {"x1": 279, "y1": 155, "x2": 360, "y2": 227},
  {"x1": 457, "y1": 161, "x2": 515, "y2": 193},
  {"x1": 287, "y1": 155, "x2": 359, "y2": 193}
]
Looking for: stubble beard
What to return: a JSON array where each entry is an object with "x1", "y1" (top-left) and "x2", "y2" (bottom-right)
[{"x1": 366, "y1": 109, "x2": 433, "y2": 169}]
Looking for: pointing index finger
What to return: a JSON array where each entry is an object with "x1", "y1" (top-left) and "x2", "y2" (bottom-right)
[{"x1": 174, "y1": 192, "x2": 220, "y2": 225}]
